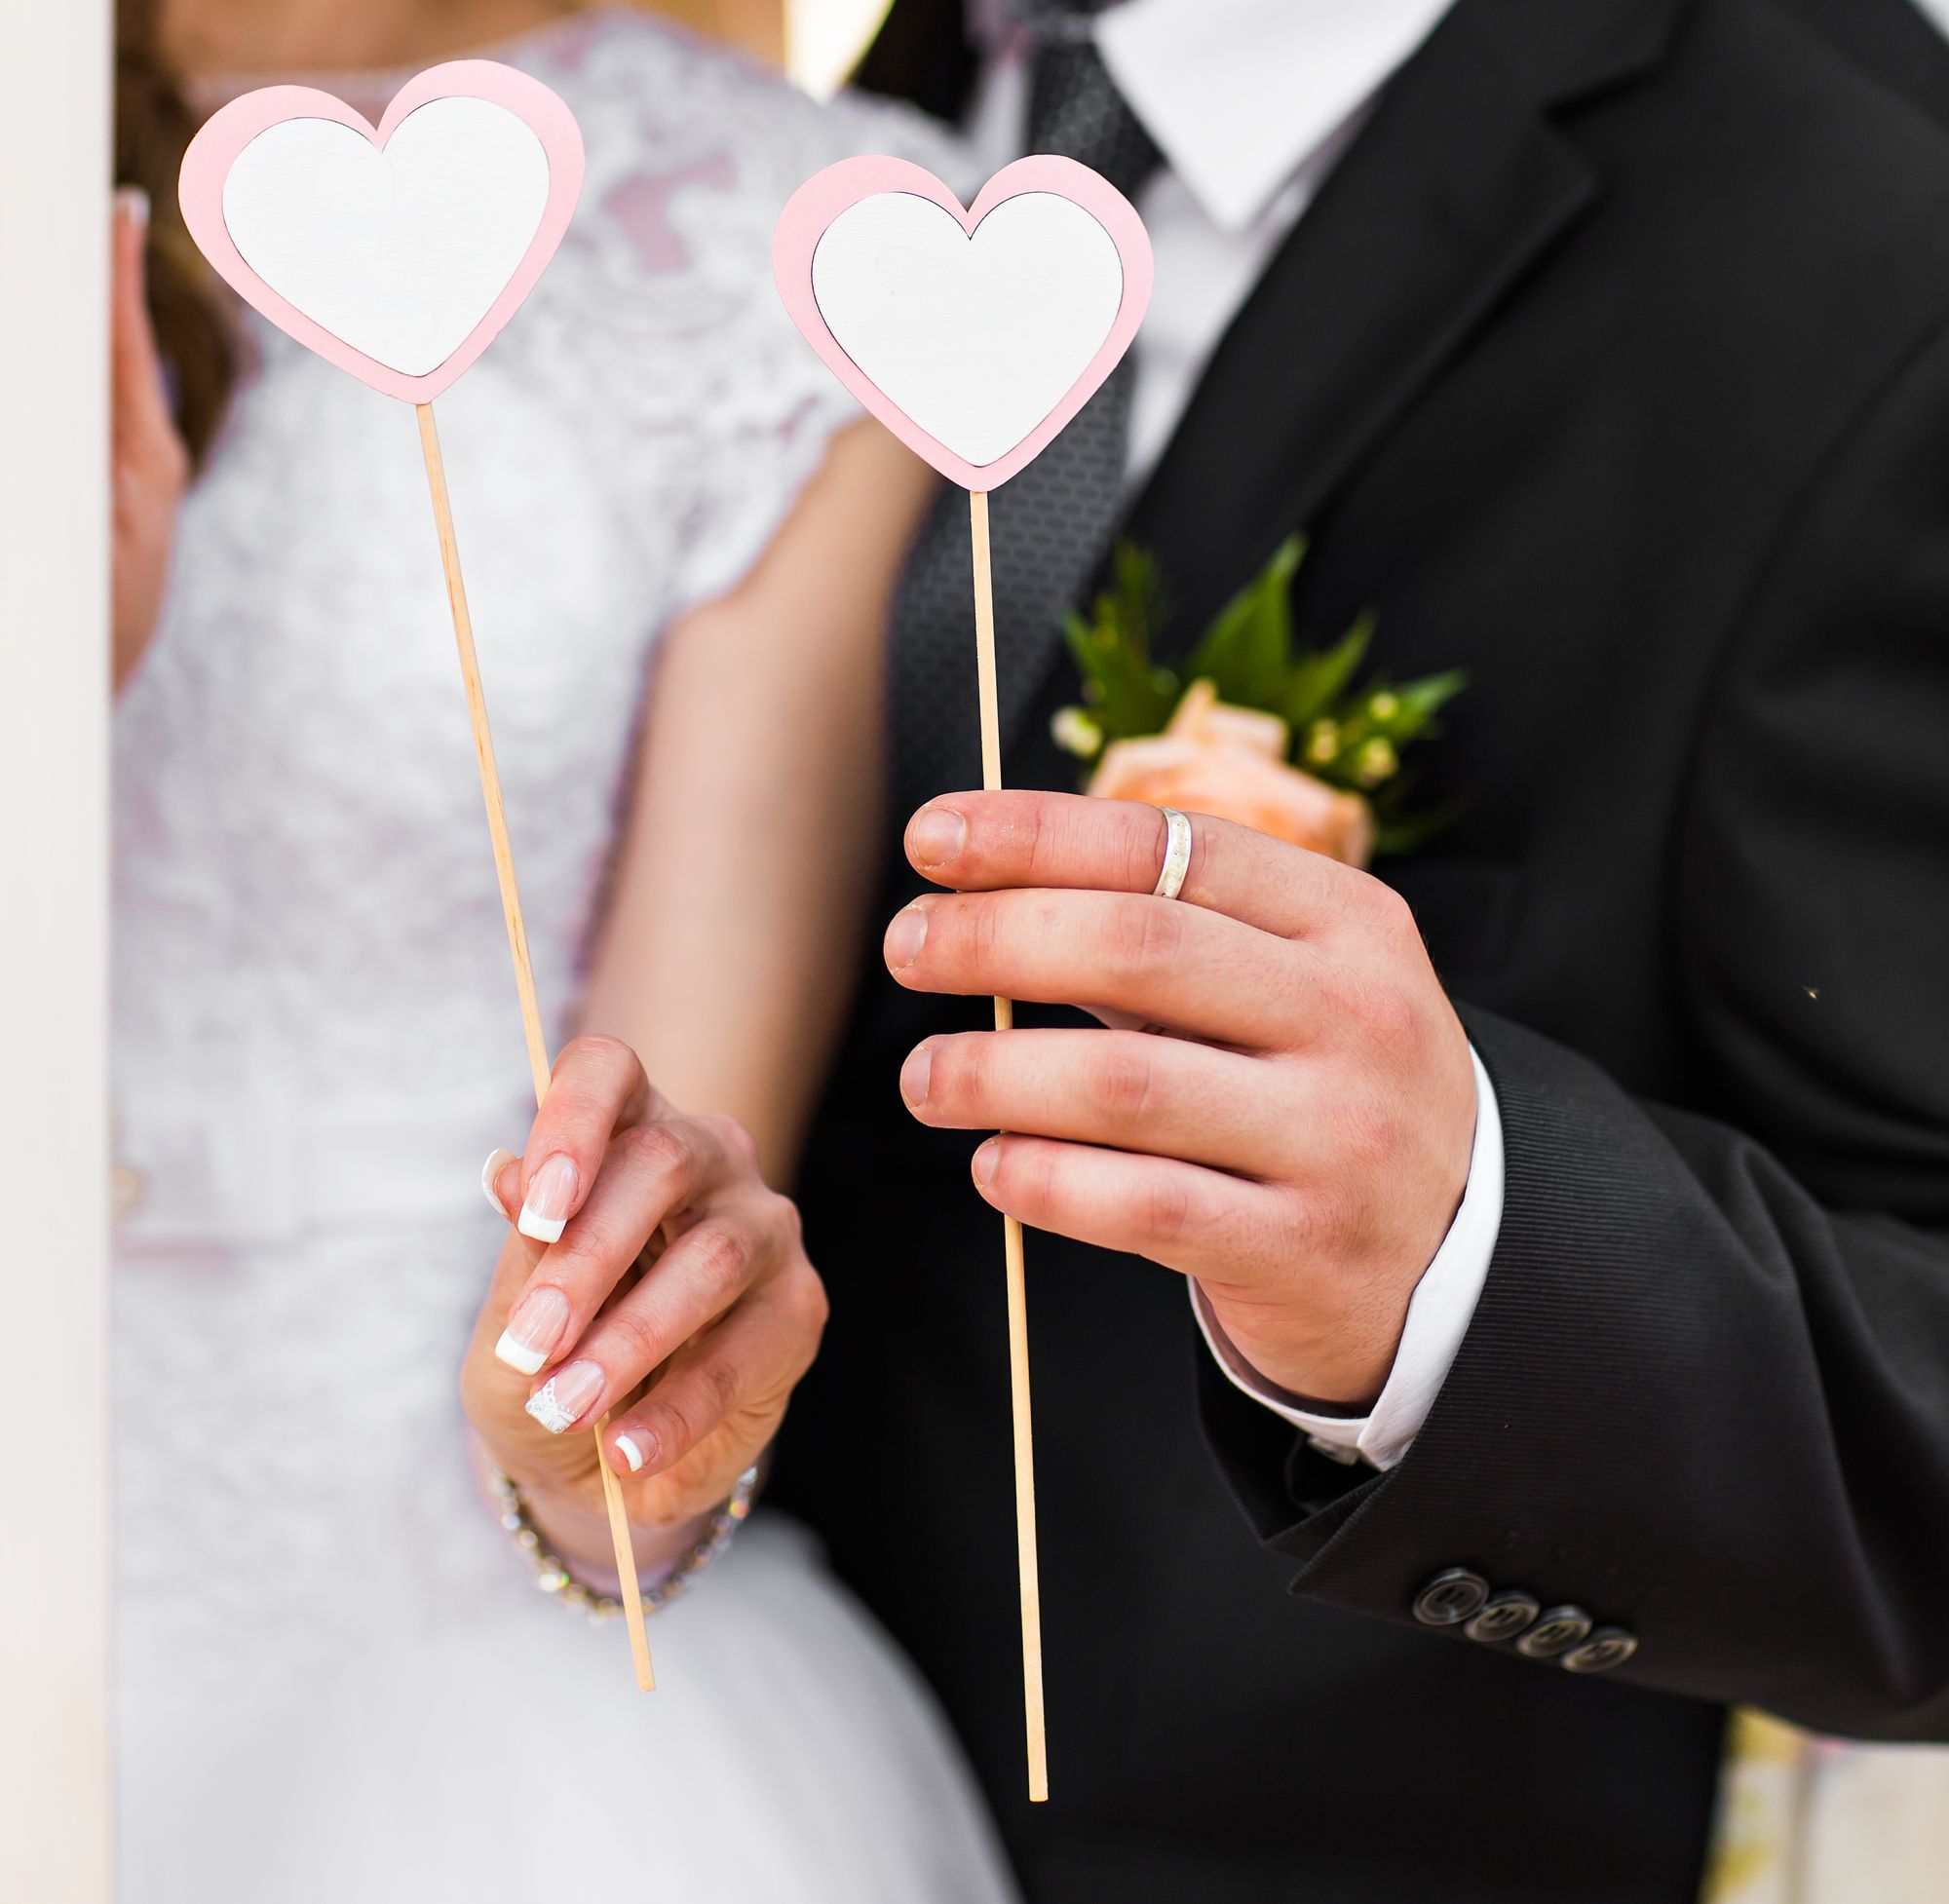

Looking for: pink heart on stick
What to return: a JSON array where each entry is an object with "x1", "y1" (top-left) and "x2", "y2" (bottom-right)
[
  {"x1": 774, "y1": 156, "x2": 1154, "y2": 492},
  {"x1": 178, "y1": 59, "x2": 584, "y2": 404}
]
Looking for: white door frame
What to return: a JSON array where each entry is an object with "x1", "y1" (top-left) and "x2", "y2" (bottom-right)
[{"x1": 0, "y1": 1, "x2": 114, "y2": 1897}]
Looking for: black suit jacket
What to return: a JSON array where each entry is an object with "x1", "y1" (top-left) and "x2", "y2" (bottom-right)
[{"x1": 778, "y1": 3, "x2": 1949, "y2": 1898}]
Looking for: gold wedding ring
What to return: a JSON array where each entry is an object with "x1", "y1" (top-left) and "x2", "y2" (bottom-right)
[{"x1": 1152, "y1": 807, "x2": 1193, "y2": 901}]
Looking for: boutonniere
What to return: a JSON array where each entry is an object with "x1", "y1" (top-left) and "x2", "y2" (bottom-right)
[{"x1": 1053, "y1": 537, "x2": 1465, "y2": 868}]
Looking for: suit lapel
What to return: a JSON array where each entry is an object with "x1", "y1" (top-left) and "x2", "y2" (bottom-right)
[{"x1": 1003, "y1": 0, "x2": 1691, "y2": 755}]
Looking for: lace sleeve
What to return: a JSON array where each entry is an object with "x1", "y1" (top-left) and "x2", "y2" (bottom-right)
[
  {"x1": 530, "y1": 21, "x2": 973, "y2": 616},
  {"x1": 661, "y1": 81, "x2": 971, "y2": 610}
]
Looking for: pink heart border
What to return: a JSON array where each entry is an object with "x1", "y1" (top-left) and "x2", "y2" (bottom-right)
[
  {"x1": 773, "y1": 155, "x2": 1154, "y2": 492},
  {"x1": 178, "y1": 59, "x2": 585, "y2": 404}
]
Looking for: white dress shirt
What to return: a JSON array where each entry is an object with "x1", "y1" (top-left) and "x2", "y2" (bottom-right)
[{"x1": 971, "y1": 0, "x2": 1496, "y2": 1468}]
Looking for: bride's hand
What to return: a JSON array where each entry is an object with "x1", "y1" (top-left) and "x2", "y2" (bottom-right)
[
  {"x1": 461, "y1": 1035, "x2": 828, "y2": 1540},
  {"x1": 112, "y1": 188, "x2": 190, "y2": 694}
]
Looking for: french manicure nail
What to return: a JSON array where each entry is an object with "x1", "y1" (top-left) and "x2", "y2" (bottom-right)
[
  {"x1": 493, "y1": 1285, "x2": 570, "y2": 1376},
  {"x1": 899, "y1": 1044, "x2": 934, "y2": 1108},
  {"x1": 480, "y1": 1147, "x2": 517, "y2": 1220},
  {"x1": 525, "y1": 1360, "x2": 603, "y2": 1434},
  {"x1": 972, "y1": 1138, "x2": 1000, "y2": 1188},
  {"x1": 114, "y1": 185, "x2": 150, "y2": 226},
  {"x1": 910, "y1": 807, "x2": 967, "y2": 868},
  {"x1": 517, "y1": 1154, "x2": 578, "y2": 1242},
  {"x1": 886, "y1": 903, "x2": 930, "y2": 970},
  {"x1": 615, "y1": 1430, "x2": 653, "y2": 1473}
]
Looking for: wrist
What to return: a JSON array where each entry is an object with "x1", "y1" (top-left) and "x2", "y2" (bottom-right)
[
  {"x1": 522, "y1": 1477, "x2": 707, "y2": 1592},
  {"x1": 1199, "y1": 1281, "x2": 1402, "y2": 1409},
  {"x1": 485, "y1": 1461, "x2": 761, "y2": 1624},
  {"x1": 1197, "y1": 1046, "x2": 1504, "y2": 1474}
]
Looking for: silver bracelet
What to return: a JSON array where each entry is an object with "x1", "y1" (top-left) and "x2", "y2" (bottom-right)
[{"x1": 486, "y1": 1462, "x2": 759, "y2": 1622}]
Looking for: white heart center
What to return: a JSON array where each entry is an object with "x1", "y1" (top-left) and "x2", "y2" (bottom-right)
[
  {"x1": 811, "y1": 190, "x2": 1125, "y2": 469},
  {"x1": 221, "y1": 96, "x2": 551, "y2": 377}
]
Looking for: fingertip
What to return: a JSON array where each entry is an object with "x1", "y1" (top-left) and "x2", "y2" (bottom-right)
[
  {"x1": 884, "y1": 899, "x2": 931, "y2": 973},
  {"x1": 907, "y1": 802, "x2": 969, "y2": 873},
  {"x1": 898, "y1": 1041, "x2": 935, "y2": 1112},
  {"x1": 516, "y1": 1153, "x2": 579, "y2": 1242},
  {"x1": 611, "y1": 1429, "x2": 653, "y2": 1476},
  {"x1": 972, "y1": 1136, "x2": 1001, "y2": 1191},
  {"x1": 524, "y1": 1360, "x2": 600, "y2": 1434},
  {"x1": 480, "y1": 1148, "x2": 518, "y2": 1221},
  {"x1": 492, "y1": 1328, "x2": 547, "y2": 1377},
  {"x1": 110, "y1": 190, "x2": 149, "y2": 294}
]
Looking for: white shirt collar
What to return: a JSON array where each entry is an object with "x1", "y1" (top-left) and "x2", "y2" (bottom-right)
[{"x1": 1094, "y1": 0, "x2": 1457, "y2": 232}]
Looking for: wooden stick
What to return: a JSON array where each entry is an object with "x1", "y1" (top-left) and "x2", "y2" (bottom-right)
[
  {"x1": 969, "y1": 488, "x2": 1050, "y2": 1803},
  {"x1": 595, "y1": 1412, "x2": 656, "y2": 1691},
  {"x1": 416, "y1": 401, "x2": 653, "y2": 1691}
]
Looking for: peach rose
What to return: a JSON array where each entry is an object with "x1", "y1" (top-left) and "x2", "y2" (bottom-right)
[{"x1": 1086, "y1": 678, "x2": 1375, "y2": 868}]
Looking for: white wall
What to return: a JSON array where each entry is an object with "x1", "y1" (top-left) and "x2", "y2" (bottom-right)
[{"x1": 0, "y1": 1, "x2": 114, "y2": 1897}]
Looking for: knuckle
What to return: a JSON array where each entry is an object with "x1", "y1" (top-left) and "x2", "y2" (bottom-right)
[
  {"x1": 786, "y1": 1266, "x2": 831, "y2": 1344},
  {"x1": 1362, "y1": 876, "x2": 1421, "y2": 945},
  {"x1": 599, "y1": 1304, "x2": 665, "y2": 1375},
  {"x1": 620, "y1": 1119, "x2": 695, "y2": 1189},
  {"x1": 535, "y1": 1036, "x2": 636, "y2": 1129},
  {"x1": 1140, "y1": 1169, "x2": 1195, "y2": 1246},
  {"x1": 701, "y1": 1111, "x2": 760, "y2": 1173},
  {"x1": 1007, "y1": 1142, "x2": 1059, "y2": 1222},
  {"x1": 545, "y1": 1203, "x2": 631, "y2": 1287},
  {"x1": 683, "y1": 1222, "x2": 754, "y2": 1304},
  {"x1": 700, "y1": 1354, "x2": 744, "y2": 1423},
  {"x1": 931, "y1": 1034, "x2": 983, "y2": 1115},
  {"x1": 560, "y1": 1031, "x2": 635, "y2": 1081},
  {"x1": 647, "y1": 1392, "x2": 702, "y2": 1459},
  {"x1": 1096, "y1": 1042, "x2": 1158, "y2": 1124},
  {"x1": 1343, "y1": 976, "x2": 1418, "y2": 1049},
  {"x1": 970, "y1": 896, "x2": 1007, "y2": 973},
  {"x1": 1107, "y1": 896, "x2": 1184, "y2": 978},
  {"x1": 763, "y1": 1189, "x2": 805, "y2": 1256},
  {"x1": 1021, "y1": 796, "x2": 1053, "y2": 881}
]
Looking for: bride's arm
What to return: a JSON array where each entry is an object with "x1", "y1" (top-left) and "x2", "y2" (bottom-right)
[
  {"x1": 576, "y1": 418, "x2": 938, "y2": 1184},
  {"x1": 460, "y1": 422, "x2": 936, "y2": 1592}
]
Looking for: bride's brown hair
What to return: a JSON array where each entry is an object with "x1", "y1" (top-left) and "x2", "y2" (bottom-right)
[{"x1": 114, "y1": 0, "x2": 240, "y2": 468}]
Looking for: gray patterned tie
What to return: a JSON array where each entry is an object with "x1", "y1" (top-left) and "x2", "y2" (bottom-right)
[{"x1": 886, "y1": 1, "x2": 1163, "y2": 817}]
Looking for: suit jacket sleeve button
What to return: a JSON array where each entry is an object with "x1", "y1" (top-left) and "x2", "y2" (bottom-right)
[
  {"x1": 1514, "y1": 1606, "x2": 1593, "y2": 1658},
  {"x1": 1562, "y1": 1627, "x2": 1638, "y2": 1673},
  {"x1": 1463, "y1": 1590, "x2": 1540, "y2": 1643},
  {"x1": 1412, "y1": 1568, "x2": 1490, "y2": 1625}
]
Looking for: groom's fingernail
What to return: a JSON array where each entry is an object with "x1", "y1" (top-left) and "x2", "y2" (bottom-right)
[
  {"x1": 910, "y1": 806, "x2": 967, "y2": 868},
  {"x1": 517, "y1": 1154, "x2": 578, "y2": 1242},
  {"x1": 114, "y1": 185, "x2": 151, "y2": 227},
  {"x1": 972, "y1": 1138, "x2": 1000, "y2": 1188},
  {"x1": 525, "y1": 1359, "x2": 603, "y2": 1434},
  {"x1": 899, "y1": 1044, "x2": 934, "y2": 1109},
  {"x1": 480, "y1": 1148, "x2": 517, "y2": 1219},
  {"x1": 494, "y1": 1285, "x2": 570, "y2": 1376},
  {"x1": 885, "y1": 902, "x2": 930, "y2": 970}
]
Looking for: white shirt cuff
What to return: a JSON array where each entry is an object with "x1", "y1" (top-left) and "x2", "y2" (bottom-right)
[{"x1": 1191, "y1": 1046, "x2": 1504, "y2": 1472}]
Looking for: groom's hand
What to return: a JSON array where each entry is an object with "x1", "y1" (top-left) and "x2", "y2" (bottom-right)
[{"x1": 887, "y1": 791, "x2": 1477, "y2": 1407}]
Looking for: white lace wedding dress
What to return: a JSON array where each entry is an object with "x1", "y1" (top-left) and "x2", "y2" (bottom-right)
[{"x1": 111, "y1": 14, "x2": 1012, "y2": 1901}]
